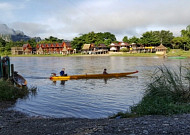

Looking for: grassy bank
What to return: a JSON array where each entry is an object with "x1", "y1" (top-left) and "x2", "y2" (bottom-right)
[
  {"x1": 6, "y1": 53, "x2": 83, "y2": 57},
  {"x1": 111, "y1": 49, "x2": 190, "y2": 57},
  {"x1": 0, "y1": 80, "x2": 36, "y2": 101},
  {"x1": 3, "y1": 49, "x2": 190, "y2": 58},
  {"x1": 167, "y1": 49, "x2": 190, "y2": 57},
  {"x1": 112, "y1": 65, "x2": 190, "y2": 118},
  {"x1": 110, "y1": 52, "x2": 158, "y2": 57}
]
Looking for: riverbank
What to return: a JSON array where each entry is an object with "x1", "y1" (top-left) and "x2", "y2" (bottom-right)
[
  {"x1": 3, "y1": 49, "x2": 190, "y2": 58},
  {"x1": 1, "y1": 102, "x2": 190, "y2": 135}
]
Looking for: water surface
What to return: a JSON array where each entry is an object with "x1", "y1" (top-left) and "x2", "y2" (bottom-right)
[{"x1": 10, "y1": 56, "x2": 189, "y2": 118}]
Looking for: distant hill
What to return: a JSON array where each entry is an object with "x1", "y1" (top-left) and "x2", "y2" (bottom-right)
[{"x1": 0, "y1": 24, "x2": 40, "y2": 42}]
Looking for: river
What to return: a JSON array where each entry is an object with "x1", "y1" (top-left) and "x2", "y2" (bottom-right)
[{"x1": 10, "y1": 56, "x2": 189, "y2": 118}]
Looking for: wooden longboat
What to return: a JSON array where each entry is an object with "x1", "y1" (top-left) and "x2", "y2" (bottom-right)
[
  {"x1": 50, "y1": 71, "x2": 138, "y2": 81},
  {"x1": 13, "y1": 73, "x2": 27, "y2": 87}
]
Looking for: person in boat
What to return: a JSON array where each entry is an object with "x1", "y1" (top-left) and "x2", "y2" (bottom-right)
[
  {"x1": 60, "y1": 68, "x2": 67, "y2": 76},
  {"x1": 103, "y1": 68, "x2": 108, "y2": 74}
]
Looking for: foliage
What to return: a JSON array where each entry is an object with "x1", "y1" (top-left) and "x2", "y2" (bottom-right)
[
  {"x1": 14, "y1": 40, "x2": 27, "y2": 47},
  {"x1": 27, "y1": 38, "x2": 37, "y2": 47},
  {"x1": 131, "y1": 65, "x2": 190, "y2": 116},
  {"x1": 38, "y1": 36, "x2": 64, "y2": 44},
  {"x1": 112, "y1": 65, "x2": 190, "y2": 118},
  {"x1": 120, "y1": 48, "x2": 129, "y2": 52},
  {"x1": 0, "y1": 38, "x2": 6, "y2": 53},
  {"x1": 172, "y1": 37, "x2": 190, "y2": 50},
  {"x1": 71, "y1": 31, "x2": 116, "y2": 50},
  {"x1": 0, "y1": 37, "x2": 6, "y2": 47},
  {"x1": 140, "y1": 30, "x2": 174, "y2": 47},
  {"x1": 122, "y1": 36, "x2": 129, "y2": 43},
  {"x1": 129, "y1": 36, "x2": 140, "y2": 44},
  {"x1": 0, "y1": 80, "x2": 37, "y2": 101}
]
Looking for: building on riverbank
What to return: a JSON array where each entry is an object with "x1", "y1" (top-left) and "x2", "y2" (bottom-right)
[
  {"x1": 155, "y1": 44, "x2": 167, "y2": 55},
  {"x1": 36, "y1": 42, "x2": 74, "y2": 55},
  {"x1": 11, "y1": 47, "x2": 23, "y2": 55},
  {"x1": 82, "y1": 43, "x2": 108, "y2": 54},
  {"x1": 109, "y1": 42, "x2": 167, "y2": 54},
  {"x1": 23, "y1": 44, "x2": 32, "y2": 55}
]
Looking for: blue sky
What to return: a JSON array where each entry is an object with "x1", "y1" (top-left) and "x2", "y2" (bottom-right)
[{"x1": 0, "y1": 0, "x2": 190, "y2": 40}]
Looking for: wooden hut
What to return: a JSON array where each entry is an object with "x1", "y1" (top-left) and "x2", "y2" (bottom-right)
[
  {"x1": 155, "y1": 44, "x2": 167, "y2": 55},
  {"x1": 82, "y1": 44, "x2": 91, "y2": 54}
]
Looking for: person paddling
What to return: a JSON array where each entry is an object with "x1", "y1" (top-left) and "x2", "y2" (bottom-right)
[{"x1": 103, "y1": 68, "x2": 108, "y2": 74}]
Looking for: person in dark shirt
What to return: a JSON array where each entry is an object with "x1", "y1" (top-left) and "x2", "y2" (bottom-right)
[
  {"x1": 103, "y1": 68, "x2": 108, "y2": 74},
  {"x1": 60, "y1": 68, "x2": 66, "y2": 76}
]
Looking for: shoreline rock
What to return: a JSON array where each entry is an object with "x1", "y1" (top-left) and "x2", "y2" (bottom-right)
[{"x1": 1, "y1": 102, "x2": 190, "y2": 135}]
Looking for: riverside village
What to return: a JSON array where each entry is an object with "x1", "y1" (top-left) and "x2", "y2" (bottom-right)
[{"x1": 1, "y1": 1, "x2": 190, "y2": 134}]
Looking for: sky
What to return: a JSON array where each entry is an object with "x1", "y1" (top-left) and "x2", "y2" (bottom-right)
[{"x1": 0, "y1": 0, "x2": 190, "y2": 41}]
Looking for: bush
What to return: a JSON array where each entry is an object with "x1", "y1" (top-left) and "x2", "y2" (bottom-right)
[
  {"x1": 112, "y1": 65, "x2": 190, "y2": 118},
  {"x1": 120, "y1": 48, "x2": 129, "y2": 52},
  {"x1": 131, "y1": 65, "x2": 190, "y2": 116},
  {"x1": 0, "y1": 80, "x2": 37, "y2": 101}
]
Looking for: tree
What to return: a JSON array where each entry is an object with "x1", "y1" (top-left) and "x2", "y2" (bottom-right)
[
  {"x1": 129, "y1": 36, "x2": 140, "y2": 44},
  {"x1": 140, "y1": 30, "x2": 174, "y2": 47},
  {"x1": 104, "y1": 39, "x2": 112, "y2": 46},
  {"x1": 179, "y1": 26, "x2": 190, "y2": 50},
  {"x1": 122, "y1": 36, "x2": 129, "y2": 43},
  {"x1": 71, "y1": 32, "x2": 117, "y2": 50},
  {"x1": 28, "y1": 38, "x2": 37, "y2": 47},
  {"x1": 5, "y1": 41, "x2": 14, "y2": 52},
  {"x1": 140, "y1": 31, "x2": 160, "y2": 45},
  {"x1": 172, "y1": 37, "x2": 190, "y2": 50},
  {"x1": 159, "y1": 30, "x2": 174, "y2": 47},
  {"x1": 0, "y1": 37, "x2": 6, "y2": 47},
  {"x1": 39, "y1": 36, "x2": 64, "y2": 44}
]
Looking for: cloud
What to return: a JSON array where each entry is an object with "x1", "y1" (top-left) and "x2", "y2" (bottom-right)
[
  {"x1": 10, "y1": 22, "x2": 49, "y2": 37},
  {"x1": 52, "y1": 0, "x2": 190, "y2": 40},
  {"x1": 3, "y1": 0, "x2": 190, "y2": 40},
  {"x1": 0, "y1": 2, "x2": 14, "y2": 10}
]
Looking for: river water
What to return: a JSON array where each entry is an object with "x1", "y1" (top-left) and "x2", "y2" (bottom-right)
[{"x1": 10, "y1": 56, "x2": 189, "y2": 118}]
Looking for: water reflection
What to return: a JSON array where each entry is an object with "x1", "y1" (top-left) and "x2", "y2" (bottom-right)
[
  {"x1": 51, "y1": 76, "x2": 138, "y2": 86},
  {"x1": 60, "y1": 80, "x2": 65, "y2": 85}
]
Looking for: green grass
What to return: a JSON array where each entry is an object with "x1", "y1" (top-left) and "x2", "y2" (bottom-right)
[
  {"x1": 167, "y1": 49, "x2": 190, "y2": 57},
  {"x1": 112, "y1": 65, "x2": 190, "y2": 118},
  {"x1": 0, "y1": 79, "x2": 37, "y2": 101},
  {"x1": 3, "y1": 49, "x2": 190, "y2": 57},
  {"x1": 110, "y1": 52, "x2": 158, "y2": 57},
  {"x1": 6, "y1": 53, "x2": 82, "y2": 57}
]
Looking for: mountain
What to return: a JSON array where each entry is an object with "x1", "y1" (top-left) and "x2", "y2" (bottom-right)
[{"x1": 0, "y1": 24, "x2": 31, "y2": 41}]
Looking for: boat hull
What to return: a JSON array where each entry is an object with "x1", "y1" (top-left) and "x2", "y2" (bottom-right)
[
  {"x1": 50, "y1": 71, "x2": 138, "y2": 81},
  {"x1": 13, "y1": 74, "x2": 27, "y2": 87}
]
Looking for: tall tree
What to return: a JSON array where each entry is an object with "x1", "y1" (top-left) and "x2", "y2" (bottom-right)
[
  {"x1": 140, "y1": 31, "x2": 160, "y2": 45},
  {"x1": 39, "y1": 36, "x2": 64, "y2": 44},
  {"x1": 28, "y1": 38, "x2": 37, "y2": 47},
  {"x1": 0, "y1": 37, "x2": 6, "y2": 47},
  {"x1": 122, "y1": 36, "x2": 129, "y2": 43},
  {"x1": 159, "y1": 30, "x2": 174, "y2": 47},
  {"x1": 71, "y1": 32, "x2": 117, "y2": 50},
  {"x1": 129, "y1": 36, "x2": 140, "y2": 44},
  {"x1": 140, "y1": 30, "x2": 174, "y2": 47}
]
